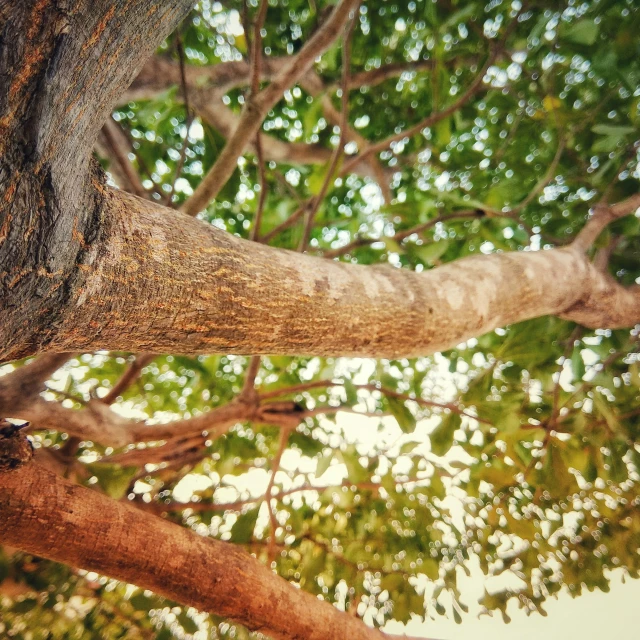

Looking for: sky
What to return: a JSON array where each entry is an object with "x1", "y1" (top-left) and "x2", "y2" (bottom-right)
[{"x1": 393, "y1": 572, "x2": 640, "y2": 640}]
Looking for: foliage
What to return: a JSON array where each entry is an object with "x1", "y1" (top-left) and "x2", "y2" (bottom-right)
[{"x1": 2, "y1": 0, "x2": 640, "y2": 637}]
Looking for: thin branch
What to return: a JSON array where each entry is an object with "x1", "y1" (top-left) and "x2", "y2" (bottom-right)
[
  {"x1": 264, "y1": 425, "x2": 291, "y2": 564},
  {"x1": 572, "y1": 193, "x2": 640, "y2": 252},
  {"x1": 340, "y1": 51, "x2": 495, "y2": 177},
  {"x1": 509, "y1": 136, "x2": 565, "y2": 215},
  {"x1": 100, "y1": 118, "x2": 148, "y2": 198},
  {"x1": 300, "y1": 71, "x2": 392, "y2": 202},
  {"x1": 142, "y1": 478, "x2": 437, "y2": 515},
  {"x1": 548, "y1": 326, "x2": 583, "y2": 430},
  {"x1": 163, "y1": 35, "x2": 195, "y2": 207},
  {"x1": 180, "y1": 0, "x2": 361, "y2": 217},
  {"x1": 241, "y1": 355, "x2": 262, "y2": 399},
  {"x1": 322, "y1": 210, "x2": 483, "y2": 259},
  {"x1": 298, "y1": 10, "x2": 356, "y2": 252},
  {"x1": 258, "y1": 379, "x2": 489, "y2": 424},
  {"x1": 101, "y1": 354, "x2": 155, "y2": 405},
  {"x1": 248, "y1": 0, "x2": 269, "y2": 241},
  {"x1": 260, "y1": 201, "x2": 309, "y2": 244}
]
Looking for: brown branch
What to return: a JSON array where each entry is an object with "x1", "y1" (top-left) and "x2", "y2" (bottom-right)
[
  {"x1": 264, "y1": 425, "x2": 291, "y2": 564},
  {"x1": 258, "y1": 379, "x2": 489, "y2": 425},
  {"x1": 322, "y1": 210, "x2": 483, "y2": 259},
  {"x1": 299, "y1": 10, "x2": 356, "y2": 252},
  {"x1": 0, "y1": 353, "x2": 73, "y2": 407},
  {"x1": 99, "y1": 118, "x2": 148, "y2": 198},
  {"x1": 101, "y1": 354, "x2": 156, "y2": 405},
  {"x1": 123, "y1": 54, "x2": 469, "y2": 112},
  {"x1": 508, "y1": 136, "x2": 565, "y2": 215},
  {"x1": 572, "y1": 193, "x2": 640, "y2": 252},
  {"x1": 0, "y1": 463, "x2": 389, "y2": 640},
  {"x1": 299, "y1": 71, "x2": 391, "y2": 202},
  {"x1": 141, "y1": 478, "x2": 432, "y2": 515},
  {"x1": 241, "y1": 355, "x2": 262, "y2": 401},
  {"x1": 163, "y1": 35, "x2": 195, "y2": 207},
  {"x1": 340, "y1": 51, "x2": 495, "y2": 176},
  {"x1": 260, "y1": 201, "x2": 309, "y2": 244}
]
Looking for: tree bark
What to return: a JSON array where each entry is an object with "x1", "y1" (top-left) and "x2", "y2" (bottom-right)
[
  {"x1": 0, "y1": 0, "x2": 195, "y2": 360},
  {"x1": 0, "y1": 462, "x2": 388, "y2": 640},
  {"x1": 1, "y1": 185, "x2": 634, "y2": 362}
]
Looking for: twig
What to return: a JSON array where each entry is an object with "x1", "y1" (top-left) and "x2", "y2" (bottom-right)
[
  {"x1": 572, "y1": 193, "x2": 640, "y2": 252},
  {"x1": 323, "y1": 210, "x2": 483, "y2": 259},
  {"x1": 163, "y1": 35, "x2": 195, "y2": 207},
  {"x1": 298, "y1": 9, "x2": 357, "y2": 251},
  {"x1": 249, "y1": 0, "x2": 269, "y2": 241},
  {"x1": 340, "y1": 50, "x2": 495, "y2": 176},
  {"x1": 509, "y1": 136, "x2": 565, "y2": 215},
  {"x1": 180, "y1": 0, "x2": 361, "y2": 216},
  {"x1": 241, "y1": 355, "x2": 262, "y2": 400},
  {"x1": 264, "y1": 425, "x2": 291, "y2": 564},
  {"x1": 100, "y1": 118, "x2": 148, "y2": 198},
  {"x1": 258, "y1": 379, "x2": 489, "y2": 424},
  {"x1": 101, "y1": 354, "x2": 156, "y2": 405}
]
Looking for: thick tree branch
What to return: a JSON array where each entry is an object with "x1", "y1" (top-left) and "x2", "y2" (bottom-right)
[
  {"x1": 2, "y1": 186, "x2": 636, "y2": 362},
  {"x1": 0, "y1": 462, "x2": 388, "y2": 640},
  {"x1": 0, "y1": 0, "x2": 195, "y2": 360}
]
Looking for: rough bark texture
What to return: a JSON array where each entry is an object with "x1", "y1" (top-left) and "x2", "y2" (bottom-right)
[
  {"x1": 1, "y1": 2, "x2": 637, "y2": 364},
  {"x1": 0, "y1": 0, "x2": 194, "y2": 360},
  {"x1": 8, "y1": 186, "x2": 633, "y2": 360},
  {"x1": 0, "y1": 463, "x2": 387, "y2": 640}
]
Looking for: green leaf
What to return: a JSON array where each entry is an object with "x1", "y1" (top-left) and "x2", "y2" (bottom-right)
[
  {"x1": 414, "y1": 240, "x2": 449, "y2": 265},
  {"x1": 303, "y1": 98, "x2": 324, "y2": 139},
  {"x1": 430, "y1": 473, "x2": 446, "y2": 500},
  {"x1": 129, "y1": 592, "x2": 155, "y2": 611},
  {"x1": 605, "y1": 439, "x2": 628, "y2": 483},
  {"x1": 178, "y1": 611, "x2": 199, "y2": 634},
  {"x1": 230, "y1": 508, "x2": 260, "y2": 544},
  {"x1": 571, "y1": 347, "x2": 585, "y2": 381},
  {"x1": 316, "y1": 451, "x2": 333, "y2": 477},
  {"x1": 387, "y1": 396, "x2": 417, "y2": 434},
  {"x1": 380, "y1": 573, "x2": 404, "y2": 593},
  {"x1": 400, "y1": 441, "x2": 420, "y2": 455},
  {"x1": 338, "y1": 446, "x2": 369, "y2": 483},
  {"x1": 591, "y1": 124, "x2": 635, "y2": 136},
  {"x1": 536, "y1": 442, "x2": 577, "y2": 499},
  {"x1": 87, "y1": 463, "x2": 138, "y2": 500},
  {"x1": 430, "y1": 413, "x2": 461, "y2": 456},
  {"x1": 563, "y1": 19, "x2": 599, "y2": 45}
]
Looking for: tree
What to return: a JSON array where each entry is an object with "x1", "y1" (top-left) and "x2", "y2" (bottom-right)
[{"x1": 0, "y1": 0, "x2": 639, "y2": 637}]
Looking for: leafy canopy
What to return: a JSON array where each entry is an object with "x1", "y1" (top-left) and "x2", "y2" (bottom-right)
[{"x1": 1, "y1": 0, "x2": 640, "y2": 637}]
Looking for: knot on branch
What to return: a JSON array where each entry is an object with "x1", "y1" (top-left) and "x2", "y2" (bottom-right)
[
  {"x1": 0, "y1": 420, "x2": 33, "y2": 473},
  {"x1": 256, "y1": 401, "x2": 305, "y2": 428}
]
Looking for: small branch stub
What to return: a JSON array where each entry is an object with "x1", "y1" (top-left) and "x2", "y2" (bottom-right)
[{"x1": 0, "y1": 420, "x2": 33, "y2": 473}]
